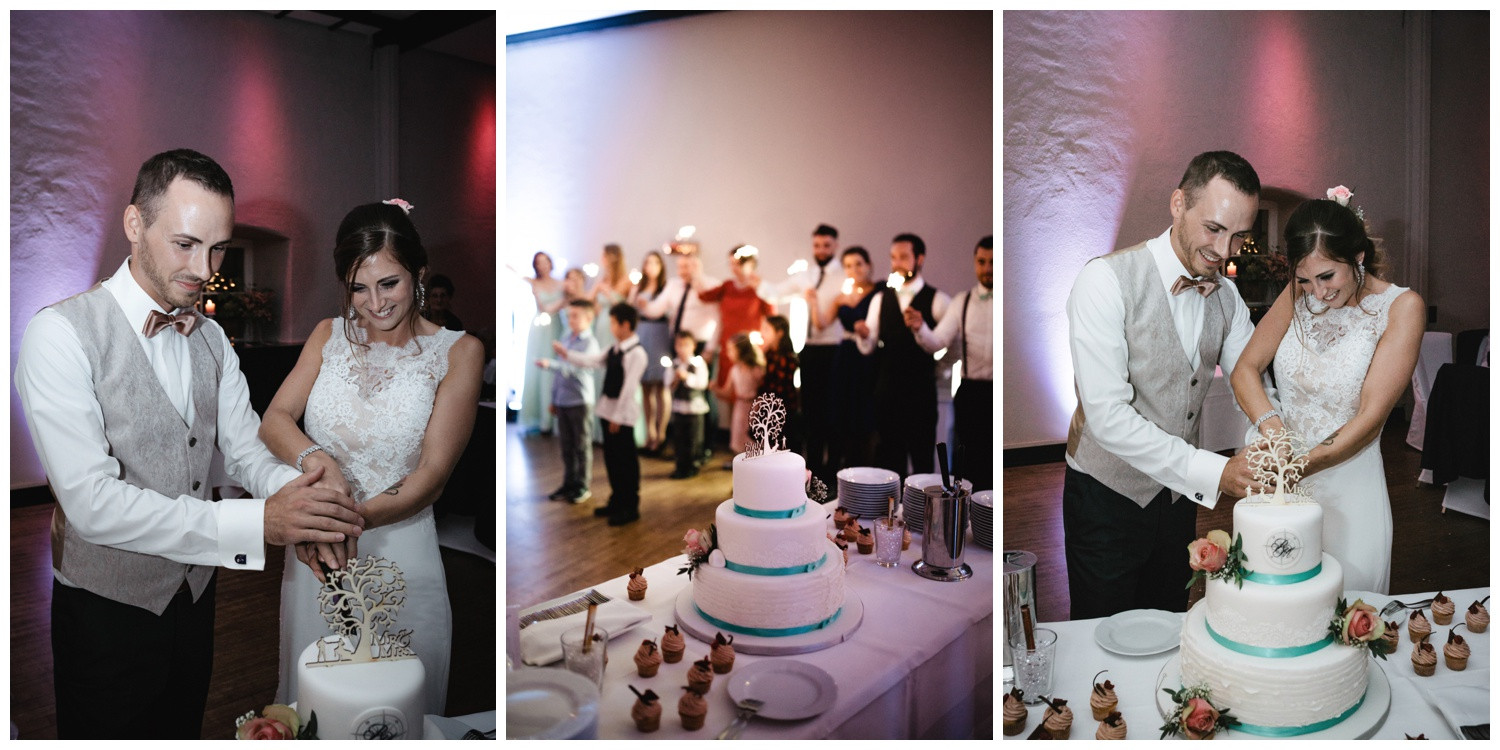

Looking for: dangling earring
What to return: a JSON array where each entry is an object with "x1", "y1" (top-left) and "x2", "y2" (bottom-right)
[
  {"x1": 1355, "y1": 264, "x2": 1365, "y2": 288},
  {"x1": 347, "y1": 304, "x2": 357, "y2": 319},
  {"x1": 416, "y1": 282, "x2": 427, "y2": 311}
]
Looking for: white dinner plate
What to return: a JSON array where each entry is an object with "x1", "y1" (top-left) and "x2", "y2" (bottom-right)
[
  {"x1": 838, "y1": 466, "x2": 900, "y2": 486},
  {"x1": 725, "y1": 659, "x2": 838, "y2": 720},
  {"x1": 1093, "y1": 609, "x2": 1183, "y2": 656},
  {"x1": 505, "y1": 668, "x2": 600, "y2": 739},
  {"x1": 972, "y1": 490, "x2": 993, "y2": 509}
]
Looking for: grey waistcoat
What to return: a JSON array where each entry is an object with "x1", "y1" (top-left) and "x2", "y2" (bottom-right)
[
  {"x1": 51, "y1": 284, "x2": 220, "y2": 615},
  {"x1": 1067, "y1": 242, "x2": 1232, "y2": 507}
]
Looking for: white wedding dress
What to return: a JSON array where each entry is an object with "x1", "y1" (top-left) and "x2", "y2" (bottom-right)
[
  {"x1": 276, "y1": 322, "x2": 462, "y2": 716},
  {"x1": 1274, "y1": 284, "x2": 1407, "y2": 595}
]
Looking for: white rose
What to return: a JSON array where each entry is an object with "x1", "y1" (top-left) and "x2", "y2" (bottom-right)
[{"x1": 708, "y1": 550, "x2": 726, "y2": 568}]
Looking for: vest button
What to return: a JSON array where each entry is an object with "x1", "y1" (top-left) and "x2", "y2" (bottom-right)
[
  {"x1": 192, "y1": 480, "x2": 201, "y2": 491},
  {"x1": 1187, "y1": 412, "x2": 1195, "y2": 420},
  {"x1": 1190, "y1": 378, "x2": 1198, "y2": 386},
  {"x1": 188, "y1": 437, "x2": 197, "y2": 447}
]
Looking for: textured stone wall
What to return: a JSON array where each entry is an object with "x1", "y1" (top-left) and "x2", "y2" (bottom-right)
[{"x1": 1004, "y1": 10, "x2": 1434, "y2": 447}]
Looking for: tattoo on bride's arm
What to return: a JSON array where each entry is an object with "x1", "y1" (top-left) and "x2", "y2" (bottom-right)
[
  {"x1": 1320, "y1": 430, "x2": 1340, "y2": 446},
  {"x1": 382, "y1": 478, "x2": 406, "y2": 496}
]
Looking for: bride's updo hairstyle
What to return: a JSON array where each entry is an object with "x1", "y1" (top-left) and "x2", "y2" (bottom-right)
[
  {"x1": 334, "y1": 201, "x2": 428, "y2": 345},
  {"x1": 1282, "y1": 198, "x2": 1384, "y2": 313}
]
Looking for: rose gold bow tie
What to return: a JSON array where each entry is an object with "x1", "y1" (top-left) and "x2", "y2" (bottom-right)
[
  {"x1": 142, "y1": 309, "x2": 198, "y2": 338},
  {"x1": 1171, "y1": 275, "x2": 1218, "y2": 298}
]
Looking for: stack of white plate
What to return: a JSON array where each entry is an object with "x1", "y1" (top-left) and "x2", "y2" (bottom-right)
[
  {"x1": 970, "y1": 490, "x2": 992, "y2": 548},
  {"x1": 902, "y1": 474, "x2": 972, "y2": 535},
  {"x1": 835, "y1": 467, "x2": 901, "y2": 522}
]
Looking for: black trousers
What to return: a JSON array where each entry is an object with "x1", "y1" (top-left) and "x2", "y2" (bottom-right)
[
  {"x1": 799, "y1": 344, "x2": 837, "y2": 482},
  {"x1": 875, "y1": 385, "x2": 936, "y2": 478},
  {"x1": 671, "y1": 411, "x2": 705, "y2": 474},
  {"x1": 601, "y1": 418, "x2": 640, "y2": 514},
  {"x1": 952, "y1": 378, "x2": 993, "y2": 491},
  {"x1": 1062, "y1": 467, "x2": 1197, "y2": 619},
  {"x1": 53, "y1": 576, "x2": 217, "y2": 739}
]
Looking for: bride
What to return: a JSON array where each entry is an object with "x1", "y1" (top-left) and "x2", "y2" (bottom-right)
[
  {"x1": 1231, "y1": 191, "x2": 1423, "y2": 595},
  {"x1": 261, "y1": 200, "x2": 484, "y2": 714}
]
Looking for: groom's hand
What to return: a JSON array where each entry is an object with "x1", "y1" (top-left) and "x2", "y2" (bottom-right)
[
  {"x1": 265, "y1": 466, "x2": 364, "y2": 547},
  {"x1": 1218, "y1": 450, "x2": 1261, "y2": 499}
]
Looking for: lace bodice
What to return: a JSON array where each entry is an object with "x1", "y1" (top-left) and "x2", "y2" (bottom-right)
[
  {"x1": 305, "y1": 322, "x2": 463, "y2": 503},
  {"x1": 1274, "y1": 285, "x2": 1407, "y2": 445}
]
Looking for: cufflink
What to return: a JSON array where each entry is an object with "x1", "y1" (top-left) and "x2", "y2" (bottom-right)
[
  {"x1": 235, "y1": 553, "x2": 247, "y2": 565},
  {"x1": 1194, "y1": 493, "x2": 1204, "y2": 501}
]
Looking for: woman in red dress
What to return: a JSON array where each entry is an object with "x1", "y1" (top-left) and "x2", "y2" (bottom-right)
[{"x1": 698, "y1": 245, "x2": 774, "y2": 391}]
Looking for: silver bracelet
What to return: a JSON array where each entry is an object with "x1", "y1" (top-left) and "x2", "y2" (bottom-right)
[
  {"x1": 296, "y1": 444, "x2": 326, "y2": 472},
  {"x1": 1252, "y1": 410, "x2": 1279, "y2": 431}
]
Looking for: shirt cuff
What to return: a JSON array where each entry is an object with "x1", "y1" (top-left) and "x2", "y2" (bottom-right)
[
  {"x1": 217, "y1": 497, "x2": 266, "y2": 570},
  {"x1": 1184, "y1": 449, "x2": 1230, "y2": 509}
]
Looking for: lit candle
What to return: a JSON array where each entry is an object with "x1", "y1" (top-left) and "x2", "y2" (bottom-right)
[
  {"x1": 675, "y1": 225, "x2": 696, "y2": 241},
  {"x1": 205, "y1": 299, "x2": 216, "y2": 316},
  {"x1": 1226, "y1": 261, "x2": 1237, "y2": 278},
  {"x1": 733, "y1": 245, "x2": 759, "y2": 261},
  {"x1": 787, "y1": 259, "x2": 808, "y2": 276},
  {"x1": 887, "y1": 272, "x2": 905, "y2": 291},
  {"x1": 583, "y1": 263, "x2": 599, "y2": 278},
  {"x1": 842, "y1": 277, "x2": 855, "y2": 295},
  {"x1": 749, "y1": 330, "x2": 764, "y2": 347},
  {"x1": 629, "y1": 268, "x2": 642, "y2": 285},
  {"x1": 660, "y1": 356, "x2": 673, "y2": 369}
]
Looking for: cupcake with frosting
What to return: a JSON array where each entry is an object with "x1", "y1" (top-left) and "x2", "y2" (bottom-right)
[
  {"x1": 710, "y1": 632, "x2": 736, "y2": 674},
  {"x1": 634, "y1": 639, "x2": 662, "y2": 677},
  {"x1": 1444, "y1": 627, "x2": 1470, "y2": 671},
  {"x1": 678, "y1": 687, "x2": 708, "y2": 730},
  {"x1": 1089, "y1": 671, "x2": 1118, "y2": 721},
  {"x1": 1466, "y1": 600, "x2": 1489, "y2": 633},
  {"x1": 627, "y1": 567, "x2": 648, "y2": 601},
  {"x1": 1408, "y1": 609, "x2": 1432, "y2": 642},
  {"x1": 842, "y1": 518, "x2": 860, "y2": 543},
  {"x1": 629, "y1": 686, "x2": 662, "y2": 732},
  {"x1": 834, "y1": 507, "x2": 852, "y2": 530},
  {"x1": 856, "y1": 526, "x2": 874, "y2": 554},
  {"x1": 1411, "y1": 639, "x2": 1437, "y2": 677},
  {"x1": 661, "y1": 624, "x2": 686, "y2": 664},
  {"x1": 1002, "y1": 688, "x2": 1028, "y2": 736},
  {"x1": 1041, "y1": 697, "x2": 1073, "y2": 740},
  {"x1": 1095, "y1": 710, "x2": 1127, "y2": 740},
  {"x1": 1379, "y1": 620, "x2": 1400, "y2": 653},
  {"x1": 902, "y1": 526, "x2": 911, "y2": 551},
  {"x1": 1431, "y1": 592, "x2": 1454, "y2": 625},
  {"x1": 831, "y1": 536, "x2": 849, "y2": 566},
  {"x1": 687, "y1": 656, "x2": 714, "y2": 693}
]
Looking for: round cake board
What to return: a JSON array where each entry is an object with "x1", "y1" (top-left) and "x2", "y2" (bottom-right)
[
  {"x1": 672, "y1": 585, "x2": 863, "y2": 655},
  {"x1": 1154, "y1": 654, "x2": 1390, "y2": 740}
]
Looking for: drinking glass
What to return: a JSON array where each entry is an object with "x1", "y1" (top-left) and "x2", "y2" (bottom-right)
[
  {"x1": 873, "y1": 517, "x2": 905, "y2": 567},
  {"x1": 559, "y1": 624, "x2": 609, "y2": 689},
  {"x1": 1007, "y1": 627, "x2": 1057, "y2": 705}
]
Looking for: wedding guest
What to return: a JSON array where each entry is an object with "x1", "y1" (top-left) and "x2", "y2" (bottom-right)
[
  {"x1": 422, "y1": 273, "x2": 464, "y2": 332},
  {"x1": 766, "y1": 224, "x2": 842, "y2": 484},
  {"x1": 758, "y1": 315, "x2": 801, "y2": 453},
  {"x1": 589, "y1": 243, "x2": 633, "y2": 354},
  {"x1": 1064, "y1": 151, "x2": 1262, "y2": 619},
  {"x1": 519, "y1": 252, "x2": 566, "y2": 434},
  {"x1": 820, "y1": 246, "x2": 880, "y2": 471},
  {"x1": 635, "y1": 247, "x2": 722, "y2": 459},
  {"x1": 715, "y1": 332, "x2": 765, "y2": 462},
  {"x1": 915, "y1": 236, "x2": 993, "y2": 489},
  {"x1": 699, "y1": 245, "x2": 774, "y2": 393},
  {"x1": 555, "y1": 302, "x2": 647, "y2": 526},
  {"x1": 537, "y1": 298, "x2": 600, "y2": 504},
  {"x1": 666, "y1": 331, "x2": 710, "y2": 479},
  {"x1": 854, "y1": 234, "x2": 949, "y2": 477},
  {"x1": 631, "y1": 250, "x2": 672, "y2": 454}
]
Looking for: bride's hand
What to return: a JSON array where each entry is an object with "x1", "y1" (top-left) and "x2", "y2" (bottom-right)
[
  {"x1": 303, "y1": 451, "x2": 355, "y2": 502},
  {"x1": 294, "y1": 542, "x2": 327, "y2": 584}
]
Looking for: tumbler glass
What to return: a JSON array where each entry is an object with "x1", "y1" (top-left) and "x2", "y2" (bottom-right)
[
  {"x1": 873, "y1": 517, "x2": 905, "y2": 567},
  {"x1": 560, "y1": 625, "x2": 609, "y2": 690},
  {"x1": 1008, "y1": 627, "x2": 1057, "y2": 705}
]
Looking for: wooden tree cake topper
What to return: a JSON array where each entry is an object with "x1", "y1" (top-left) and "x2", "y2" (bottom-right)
[
  {"x1": 307, "y1": 555, "x2": 417, "y2": 667},
  {"x1": 1245, "y1": 429, "x2": 1312, "y2": 504},
  {"x1": 744, "y1": 393, "x2": 786, "y2": 458}
]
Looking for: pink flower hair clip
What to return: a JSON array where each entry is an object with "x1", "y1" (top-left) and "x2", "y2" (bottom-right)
[{"x1": 382, "y1": 198, "x2": 414, "y2": 214}]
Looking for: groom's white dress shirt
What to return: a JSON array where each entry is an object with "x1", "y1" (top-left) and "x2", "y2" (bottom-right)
[
  {"x1": 16, "y1": 258, "x2": 298, "y2": 578},
  {"x1": 855, "y1": 275, "x2": 951, "y2": 355},
  {"x1": 1065, "y1": 227, "x2": 1255, "y2": 503}
]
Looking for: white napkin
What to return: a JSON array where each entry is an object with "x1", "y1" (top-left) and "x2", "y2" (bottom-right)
[
  {"x1": 519, "y1": 596, "x2": 652, "y2": 667},
  {"x1": 1419, "y1": 669, "x2": 1490, "y2": 738}
]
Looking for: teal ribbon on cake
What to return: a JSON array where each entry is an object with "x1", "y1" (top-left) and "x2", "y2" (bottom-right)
[
  {"x1": 733, "y1": 503, "x2": 806, "y2": 519},
  {"x1": 1232, "y1": 691, "x2": 1366, "y2": 737},
  {"x1": 1206, "y1": 621, "x2": 1332, "y2": 657},
  {"x1": 1242, "y1": 562, "x2": 1322, "y2": 585},
  {"x1": 724, "y1": 553, "x2": 828, "y2": 577},
  {"x1": 695, "y1": 605, "x2": 842, "y2": 637}
]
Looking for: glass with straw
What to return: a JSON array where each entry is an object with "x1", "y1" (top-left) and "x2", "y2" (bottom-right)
[{"x1": 874, "y1": 496, "x2": 904, "y2": 567}]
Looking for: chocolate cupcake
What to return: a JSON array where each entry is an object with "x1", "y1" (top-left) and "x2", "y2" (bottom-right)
[
  {"x1": 710, "y1": 632, "x2": 736, "y2": 674},
  {"x1": 842, "y1": 517, "x2": 860, "y2": 543},
  {"x1": 687, "y1": 656, "x2": 714, "y2": 693},
  {"x1": 1002, "y1": 688, "x2": 1027, "y2": 736},
  {"x1": 1408, "y1": 609, "x2": 1432, "y2": 642},
  {"x1": 634, "y1": 639, "x2": 662, "y2": 677},
  {"x1": 678, "y1": 687, "x2": 708, "y2": 730},
  {"x1": 661, "y1": 624, "x2": 685, "y2": 664},
  {"x1": 627, "y1": 567, "x2": 648, "y2": 601},
  {"x1": 834, "y1": 507, "x2": 852, "y2": 530},
  {"x1": 1095, "y1": 710, "x2": 1127, "y2": 740},
  {"x1": 1380, "y1": 620, "x2": 1400, "y2": 653},
  {"x1": 856, "y1": 526, "x2": 874, "y2": 554},
  {"x1": 1432, "y1": 592, "x2": 1454, "y2": 625},
  {"x1": 1444, "y1": 627, "x2": 1470, "y2": 671},
  {"x1": 1041, "y1": 697, "x2": 1073, "y2": 740},
  {"x1": 902, "y1": 526, "x2": 911, "y2": 551},
  {"x1": 1466, "y1": 600, "x2": 1489, "y2": 633},
  {"x1": 1411, "y1": 639, "x2": 1437, "y2": 677},
  {"x1": 1089, "y1": 671, "x2": 1118, "y2": 721},
  {"x1": 629, "y1": 686, "x2": 662, "y2": 732}
]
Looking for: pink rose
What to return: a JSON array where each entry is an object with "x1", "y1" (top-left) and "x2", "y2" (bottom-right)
[
  {"x1": 237, "y1": 716, "x2": 293, "y2": 740},
  {"x1": 1180, "y1": 697, "x2": 1219, "y2": 740},
  {"x1": 683, "y1": 528, "x2": 704, "y2": 554},
  {"x1": 1341, "y1": 599, "x2": 1384, "y2": 644},
  {"x1": 1187, "y1": 538, "x2": 1228, "y2": 573},
  {"x1": 1326, "y1": 185, "x2": 1353, "y2": 205}
]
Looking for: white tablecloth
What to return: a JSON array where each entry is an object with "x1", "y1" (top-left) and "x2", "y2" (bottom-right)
[
  {"x1": 511, "y1": 539, "x2": 993, "y2": 739},
  {"x1": 1007, "y1": 587, "x2": 1489, "y2": 740}
]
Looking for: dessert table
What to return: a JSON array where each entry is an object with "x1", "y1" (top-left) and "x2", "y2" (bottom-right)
[
  {"x1": 1008, "y1": 586, "x2": 1489, "y2": 740},
  {"x1": 510, "y1": 540, "x2": 993, "y2": 739}
]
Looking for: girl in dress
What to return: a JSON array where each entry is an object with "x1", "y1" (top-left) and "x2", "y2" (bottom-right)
[
  {"x1": 631, "y1": 250, "x2": 672, "y2": 453},
  {"x1": 262, "y1": 200, "x2": 485, "y2": 716},
  {"x1": 714, "y1": 332, "x2": 764, "y2": 461},
  {"x1": 1231, "y1": 195, "x2": 1423, "y2": 595},
  {"x1": 758, "y1": 315, "x2": 801, "y2": 453},
  {"x1": 519, "y1": 252, "x2": 565, "y2": 433}
]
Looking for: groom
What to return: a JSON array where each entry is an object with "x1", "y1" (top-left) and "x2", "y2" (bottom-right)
[
  {"x1": 15, "y1": 149, "x2": 366, "y2": 739},
  {"x1": 1063, "y1": 151, "x2": 1263, "y2": 620}
]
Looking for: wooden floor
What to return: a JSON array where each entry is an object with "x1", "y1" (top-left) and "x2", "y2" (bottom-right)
[
  {"x1": 9, "y1": 503, "x2": 495, "y2": 740},
  {"x1": 1002, "y1": 415, "x2": 1490, "y2": 623},
  {"x1": 506, "y1": 424, "x2": 736, "y2": 608}
]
